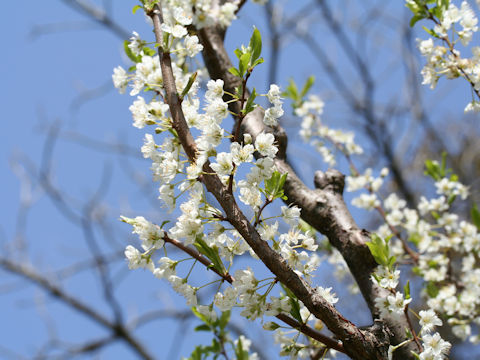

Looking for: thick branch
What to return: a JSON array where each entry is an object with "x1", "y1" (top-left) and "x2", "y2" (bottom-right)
[
  {"x1": 149, "y1": 6, "x2": 385, "y2": 359},
  {"x1": 197, "y1": 24, "x2": 416, "y2": 359},
  {"x1": 163, "y1": 234, "x2": 344, "y2": 353}
]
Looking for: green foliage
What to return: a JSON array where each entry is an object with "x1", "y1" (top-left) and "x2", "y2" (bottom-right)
[
  {"x1": 283, "y1": 76, "x2": 315, "y2": 109},
  {"x1": 229, "y1": 27, "x2": 264, "y2": 78},
  {"x1": 426, "y1": 281, "x2": 440, "y2": 298},
  {"x1": 281, "y1": 284, "x2": 303, "y2": 323},
  {"x1": 366, "y1": 234, "x2": 396, "y2": 270},
  {"x1": 404, "y1": 280, "x2": 411, "y2": 300},
  {"x1": 242, "y1": 88, "x2": 257, "y2": 115},
  {"x1": 424, "y1": 151, "x2": 450, "y2": 181},
  {"x1": 263, "y1": 321, "x2": 281, "y2": 331},
  {"x1": 180, "y1": 72, "x2": 198, "y2": 99},
  {"x1": 123, "y1": 40, "x2": 142, "y2": 63},
  {"x1": 408, "y1": 232, "x2": 421, "y2": 247},
  {"x1": 406, "y1": 0, "x2": 450, "y2": 32},
  {"x1": 471, "y1": 204, "x2": 480, "y2": 230},
  {"x1": 234, "y1": 337, "x2": 249, "y2": 360},
  {"x1": 187, "y1": 309, "x2": 232, "y2": 360},
  {"x1": 194, "y1": 238, "x2": 226, "y2": 275},
  {"x1": 261, "y1": 171, "x2": 288, "y2": 202},
  {"x1": 298, "y1": 219, "x2": 316, "y2": 241},
  {"x1": 132, "y1": 4, "x2": 142, "y2": 14}
]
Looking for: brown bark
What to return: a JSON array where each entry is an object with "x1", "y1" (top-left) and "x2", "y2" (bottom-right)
[{"x1": 197, "y1": 24, "x2": 417, "y2": 359}]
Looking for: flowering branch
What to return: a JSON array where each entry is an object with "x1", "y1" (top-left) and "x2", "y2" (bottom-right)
[
  {"x1": 163, "y1": 233, "x2": 344, "y2": 353},
  {"x1": 197, "y1": 22, "x2": 417, "y2": 359},
  {"x1": 147, "y1": 4, "x2": 384, "y2": 359}
]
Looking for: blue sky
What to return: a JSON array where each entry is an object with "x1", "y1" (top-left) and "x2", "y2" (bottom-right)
[{"x1": 1, "y1": 1, "x2": 479, "y2": 359}]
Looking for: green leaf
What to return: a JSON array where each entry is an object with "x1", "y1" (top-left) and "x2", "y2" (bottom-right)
[
  {"x1": 387, "y1": 255, "x2": 397, "y2": 269},
  {"x1": 422, "y1": 26, "x2": 438, "y2": 37},
  {"x1": 298, "y1": 219, "x2": 316, "y2": 239},
  {"x1": 408, "y1": 232, "x2": 421, "y2": 246},
  {"x1": 251, "y1": 57, "x2": 264, "y2": 68},
  {"x1": 180, "y1": 71, "x2": 198, "y2": 99},
  {"x1": 229, "y1": 67, "x2": 241, "y2": 78},
  {"x1": 281, "y1": 284, "x2": 302, "y2": 323},
  {"x1": 160, "y1": 220, "x2": 170, "y2": 228},
  {"x1": 424, "y1": 159, "x2": 441, "y2": 181},
  {"x1": 123, "y1": 40, "x2": 142, "y2": 63},
  {"x1": 194, "y1": 238, "x2": 226, "y2": 275},
  {"x1": 239, "y1": 52, "x2": 251, "y2": 77},
  {"x1": 243, "y1": 88, "x2": 257, "y2": 115},
  {"x1": 447, "y1": 194, "x2": 456, "y2": 205},
  {"x1": 194, "y1": 324, "x2": 212, "y2": 332},
  {"x1": 263, "y1": 321, "x2": 281, "y2": 331},
  {"x1": 404, "y1": 280, "x2": 411, "y2": 299},
  {"x1": 143, "y1": 47, "x2": 156, "y2": 56},
  {"x1": 300, "y1": 76, "x2": 315, "y2": 98},
  {"x1": 412, "y1": 266, "x2": 422, "y2": 276},
  {"x1": 249, "y1": 27, "x2": 262, "y2": 64},
  {"x1": 366, "y1": 234, "x2": 391, "y2": 268},
  {"x1": 426, "y1": 282, "x2": 439, "y2": 298},
  {"x1": 263, "y1": 171, "x2": 288, "y2": 201},
  {"x1": 235, "y1": 337, "x2": 248, "y2": 360},
  {"x1": 283, "y1": 78, "x2": 299, "y2": 102},
  {"x1": 410, "y1": 14, "x2": 425, "y2": 27},
  {"x1": 218, "y1": 310, "x2": 230, "y2": 330},
  {"x1": 132, "y1": 4, "x2": 142, "y2": 14},
  {"x1": 471, "y1": 204, "x2": 480, "y2": 230},
  {"x1": 234, "y1": 48, "x2": 243, "y2": 59},
  {"x1": 192, "y1": 306, "x2": 210, "y2": 325}
]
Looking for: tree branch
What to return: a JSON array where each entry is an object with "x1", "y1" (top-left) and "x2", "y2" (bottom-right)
[
  {"x1": 197, "y1": 23, "x2": 417, "y2": 359},
  {"x1": 149, "y1": 5, "x2": 385, "y2": 359},
  {"x1": 0, "y1": 258, "x2": 153, "y2": 360}
]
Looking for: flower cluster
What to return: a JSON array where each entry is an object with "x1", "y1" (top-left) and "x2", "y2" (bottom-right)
[
  {"x1": 114, "y1": 1, "x2": 480, "y2": 358},
  {"x1": 348, "y1": 162, "x2": 479, "y2": 350},
  {"x1": 115, "y1": 5, "x2": 339, "y2": 358},
  {"x1": 263, "y1": 84, "x2": 284, "y2": 126},
  {"x1": 413, "y1": 0, "x2": 480, "y2": 112},
  {"x1": 296, "y1": 94, "x2": 363, "y2": 166}
]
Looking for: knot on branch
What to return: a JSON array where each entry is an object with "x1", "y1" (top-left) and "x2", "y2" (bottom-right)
[
  {"x1": 314, "y1": 169, "x2": 345, "y2": 193},
  {"x1": 360, "y1": 320, "x2": 392, "y2": 359}
]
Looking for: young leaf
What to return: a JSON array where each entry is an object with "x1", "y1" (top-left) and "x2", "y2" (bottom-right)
[
  {"x1": 123, "y1": 40, "x2": 142, "y2": 63},
  {"x1": 194, "y1": 238, "x2": 226, "y2": 275},
  {"x1": 366, "y1": 234, "x2": 390, "y2": 267},
  {"x1": 300, "y1": 75, "x2": 315, "y2": 98},
  {"x1": 471, "y1": 204, "x2": 480, "y2": 230},
  {"x1": 229, "y1": 67, "x2": 241, "y2": 78},
  {"x1": 249, "y1": 27, "x2": 262, "y2": 64},
  {"x1": 283, "y1": 78, "x2": 299, "y2": 102},
  {"x1": 281, "y1": 284, "x2": 302, "y2": 323},
  {"x1": 194, "y1": 324, "x2": 211, "y2": 332},
  {"x1": 132, "y1": 4, "x2": 142, "y2": 14},
  {"x1": 243, "y1": 88, "x2": 257, "y2": 115},
  {"x1": 404, "y1": 280, "x2": 411, "y2": 299},
  {"x1": 239, "y1": 52, "x2": 251, "y2": 77},
  {"x1": 234, "y1": 48, "x2": 243, "y2": 59},
  {"x1": 192, "y1": 306, "x2": 211, "y2": 325},
  {"x1": 251, "y1": 57, "x2": 264, "y2": 68},
  {"x1": 218, "y1": 310, "x2": 231, "y2": 330},
  {"x1": 235, "y1": 337, "x2": 248, "y2": 360},
  {"x1": 426, "y1": 281, "x2": 439, "y2": 298},
  {"x1": 142, "y1": 47, "x2": 156, "y2": 56},
  {"x1": 180, "y1": 71, "x2": 198, "y2": 99}
]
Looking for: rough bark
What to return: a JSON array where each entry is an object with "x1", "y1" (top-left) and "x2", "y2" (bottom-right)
[{"x1": 197, "y1": 24, "x2": 418, "y2": 359}]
